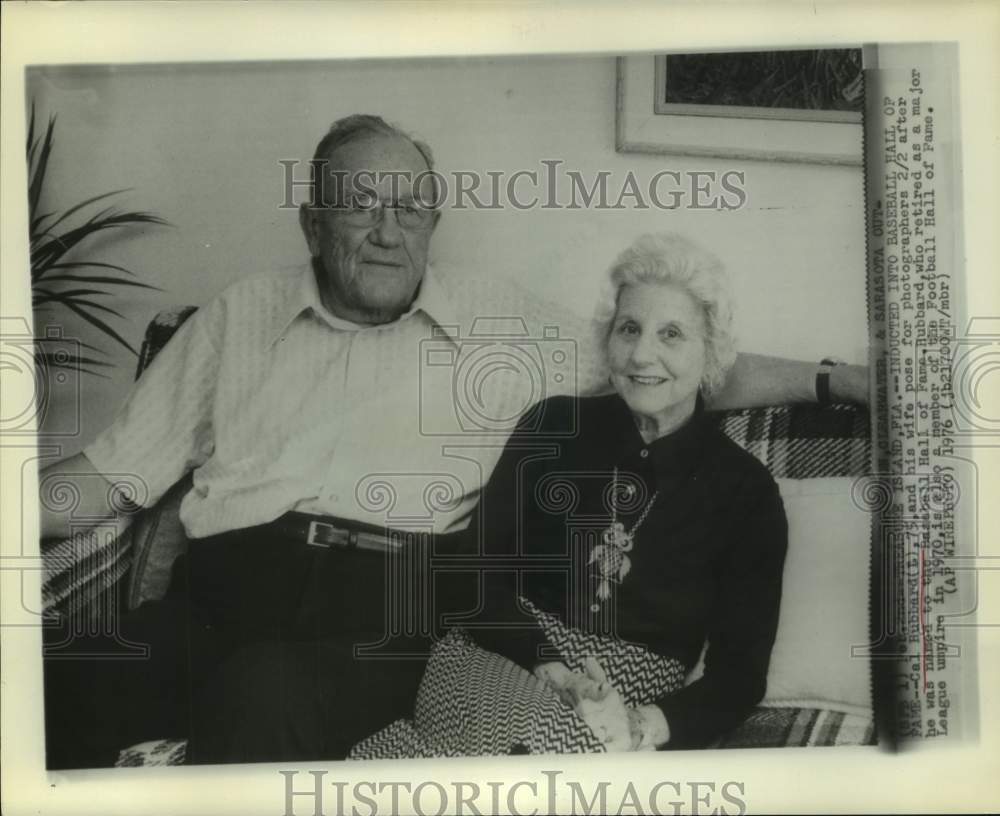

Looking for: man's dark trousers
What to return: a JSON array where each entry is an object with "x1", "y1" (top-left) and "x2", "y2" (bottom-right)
[{"x1": 43, "y1": 522, "x2": 469, "y2": 767}]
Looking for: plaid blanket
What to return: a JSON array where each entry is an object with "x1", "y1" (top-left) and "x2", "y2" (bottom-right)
[{"x1": 41, "y1": 525, "x2": 132, "y2": 618}]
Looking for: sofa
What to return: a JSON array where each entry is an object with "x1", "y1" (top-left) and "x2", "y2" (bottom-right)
[{"x1": 41, "y1": 308, "x2": 876, "y2": 766}]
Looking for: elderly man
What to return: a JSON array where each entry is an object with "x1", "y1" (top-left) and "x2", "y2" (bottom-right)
[{"x1": 41, "y1": 114, "x2": 866, "y2": 767}]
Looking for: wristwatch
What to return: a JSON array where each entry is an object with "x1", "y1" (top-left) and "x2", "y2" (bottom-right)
[{"x1": 816, "y1": 357, "x2": 845, "y2": 405}]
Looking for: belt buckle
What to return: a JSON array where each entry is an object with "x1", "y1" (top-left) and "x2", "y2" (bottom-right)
[{"x1": 306, "y1": 519, "x2": 351, "y2": 549}]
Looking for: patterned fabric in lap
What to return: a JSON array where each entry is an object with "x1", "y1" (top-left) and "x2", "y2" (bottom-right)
[
  {"x1": 527, "y1": 600, "x2": 686, "y2": 710},
  {"x1": 349, "y1": 600, "x2": 686, "y2": 760}
]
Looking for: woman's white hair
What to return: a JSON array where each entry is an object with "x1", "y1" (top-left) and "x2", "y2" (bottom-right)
[{"x1": 594, "y1": 232, "x2": 737, "y2": 396}]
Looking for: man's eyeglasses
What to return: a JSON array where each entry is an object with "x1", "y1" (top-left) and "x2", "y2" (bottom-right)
[{"x1": 326, "y1": 197, "x2": 437, "y2": 231}]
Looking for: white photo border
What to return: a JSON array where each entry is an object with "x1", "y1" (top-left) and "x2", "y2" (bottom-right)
[{"x1": 2, "y1": 3, "x2": 999, "y2": 816}]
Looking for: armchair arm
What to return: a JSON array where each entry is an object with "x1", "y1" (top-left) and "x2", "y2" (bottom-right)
[
  {"x1": 40, "y1": 307, "x2": 200, "y2": 620},
  {"x1": 41, "y1": 522, "x2": 134, "y2": 618}
]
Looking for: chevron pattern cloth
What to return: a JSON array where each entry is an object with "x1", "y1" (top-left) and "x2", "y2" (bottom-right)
[
  {"x1": 528, "y1": 599, "x2": 687, "y2": 710},
  {"x1": 349, "y1": 628, "x2": 604, "y2": 759},
  {"x1": 349, "y1": 600, "x2": 687, "y2": 760}
]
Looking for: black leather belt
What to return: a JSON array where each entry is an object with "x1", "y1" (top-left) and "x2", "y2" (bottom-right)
[{"x1": 268, "y1": 512, "x2": 405, "y2": 554}]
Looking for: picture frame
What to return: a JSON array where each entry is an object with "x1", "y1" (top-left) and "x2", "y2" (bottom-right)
[{"x1": 616, "y1": 52, "x2": 865, "y2": 166}]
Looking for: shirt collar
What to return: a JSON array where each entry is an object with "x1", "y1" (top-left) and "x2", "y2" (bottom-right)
[
  {"x1": 267, "y1": 262, "x2": 461, "y2": 347},
  {"x1": 606, "y1": 391, "x2": 710, "y2": 484}
]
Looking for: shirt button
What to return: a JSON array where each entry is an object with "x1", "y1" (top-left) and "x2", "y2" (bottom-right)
[
  {"x1": 590, "y1": 603, "x2": 600, "y2": 613},
  {"x1": 640, "y1": 449, "x2": 649, "y2": 458},
  {"x1": 329, "y1": 494, "x2": 339, "y2": 504}
]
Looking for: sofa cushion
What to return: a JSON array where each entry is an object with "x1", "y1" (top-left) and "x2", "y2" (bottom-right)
[
  {"x1": 127, "y1": 475, "x2": 192, "y2": 609},
  {"x1": 763, "y1": 476, "x2": 872, "y2": 714}
]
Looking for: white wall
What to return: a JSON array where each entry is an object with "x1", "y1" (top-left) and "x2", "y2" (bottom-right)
[{"x1": 27, "y1": 55, "x2": 867, "y2": 459}]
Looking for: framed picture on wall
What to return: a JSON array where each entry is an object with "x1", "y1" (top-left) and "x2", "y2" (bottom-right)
[{"x1": 616, "y1": 49, "x2": 866, "y2": 165}]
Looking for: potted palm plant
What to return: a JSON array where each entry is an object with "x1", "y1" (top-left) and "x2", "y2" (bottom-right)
[{"x1": 28, "y1": 101, "x2": 168, "y2": 376}]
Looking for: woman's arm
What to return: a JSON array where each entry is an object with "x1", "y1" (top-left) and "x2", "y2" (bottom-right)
[
  {"x1": 652, "y1": 475, "x2": 789, "y2": 749},
  {"x1": 467, "y1": 401, "x2": 562, "y2": 670}
]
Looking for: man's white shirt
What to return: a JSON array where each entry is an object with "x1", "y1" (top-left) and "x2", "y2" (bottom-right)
[{"x1": 85, "y1": 264, "x2": 605, "y2": 537}]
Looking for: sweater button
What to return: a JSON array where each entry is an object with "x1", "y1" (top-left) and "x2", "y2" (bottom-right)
[{"x1": 640, "y1": 449, "x2": 649, "y2": 458}]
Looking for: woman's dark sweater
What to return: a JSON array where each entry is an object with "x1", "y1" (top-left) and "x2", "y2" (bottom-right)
[{"x1": 471, "y1": 392, "x2": 788, "y2": 749}]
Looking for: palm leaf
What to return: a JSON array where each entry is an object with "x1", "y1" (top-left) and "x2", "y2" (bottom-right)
[
  {"x1": 31, "y1": 211, "x2": 56, "y2": 234},
  {"x1": 47, "y1": 261, "x2": 141, "y2": 278},
  {"x1": 32, "y1": 212, "x2": 168, "y2": 280},
  {"x1": 35, "y1": 349, "x2": 113, "y2": 379},
  {"x1": 34, "y1": 288, "x2": 115, "y2": 304},
  {"x1": 26, "y1": 99, "x2": 36, "y2": 158},
  {"x1": 35, "y1": 348, "x2": 115, "y2": 368},
  {"x1": 36, "y1": 292, "x2": 129, "y2": 322},
  {"x1": 56, "y1": 299, "x2": 138, "y2": 356},
  {"x1": 26, "y1": 99, "x2": 165, "y2": 370},
  {"x1": 42, "y1": 189, "x2": 134, "y2": 237},
  {"x1": 28, "y1": 114, "x2": 56, "y2": 219},
  {"x1": 35, "y1": 335, "x2": 110, "y2": 357},
  {"x1": 38, "y1": 273, "x2": 160, "y2": 291}
]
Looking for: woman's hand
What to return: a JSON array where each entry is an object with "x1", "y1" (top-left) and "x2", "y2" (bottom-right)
[
  {"x1": 628, "y1": 704, "x2": 671, "y2": 750},
  {"x1": 536, "y1": 658, "x2": 635, "y2": 751},
  {"x1": 534, "y1": 660, "x2": 602, "y2": 707},
  {"x1": 574, "y1": 658, "x2": 632, "y2": 751}
]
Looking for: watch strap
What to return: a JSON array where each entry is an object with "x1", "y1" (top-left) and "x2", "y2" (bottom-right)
[{"x1": 816, "y1": 357, "x2": 843, "y2": 405}]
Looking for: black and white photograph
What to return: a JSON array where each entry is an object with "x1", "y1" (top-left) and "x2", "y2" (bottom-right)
[
  {"x1": 27, "y1": 47, "x2": 875, "y2": 769},
  {"x1": 2, "y1": 3, "x2": 998, "y2": 816}
]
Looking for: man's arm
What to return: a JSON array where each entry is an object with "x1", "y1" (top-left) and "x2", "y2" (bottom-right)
[
  {"x1": 705, "y1": 353, "x2": 869, "y2": 410},
  {"x1": 38, "y1": 452, "x2": 127, "y2": 541},
  {"x1": 494, "y1": 276, "x2": 870, "y2": 408},
  {"x1": 39, "y1": 299, "x2": 224, "y2": 543}
]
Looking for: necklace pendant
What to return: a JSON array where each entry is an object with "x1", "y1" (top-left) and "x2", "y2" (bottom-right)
[
  {"x1": 602, "y1": 521, "x2": 633, "y2": 552},
  {"x1": 590, "y1": 468, "x2": 659, "y2": 608},
  {"x1": 596, "y1": 578, "x2": 612, "y2": 600},
  {"x1": 616, "y1": 529, "x2": 634, "y2": 553},
  {"x1": 602, "y1": 521, "x2": 625, "y2": 546}
]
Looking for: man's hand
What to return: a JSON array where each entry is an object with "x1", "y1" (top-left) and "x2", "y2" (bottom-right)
[
  {"x1": 38, "y1": 452, "x2": 130, "y2": 540},
  {"x1": 830, "y1": 363, "x2": 869, "y2": 406},
  {"x1": 708, "y1": 354, "x2": 870, "y2": 409}
]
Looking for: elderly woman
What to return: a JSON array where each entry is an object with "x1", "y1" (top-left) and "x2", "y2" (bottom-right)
[{"x1": 351, "y1": 232, "x2": 787, "y2": 758}]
